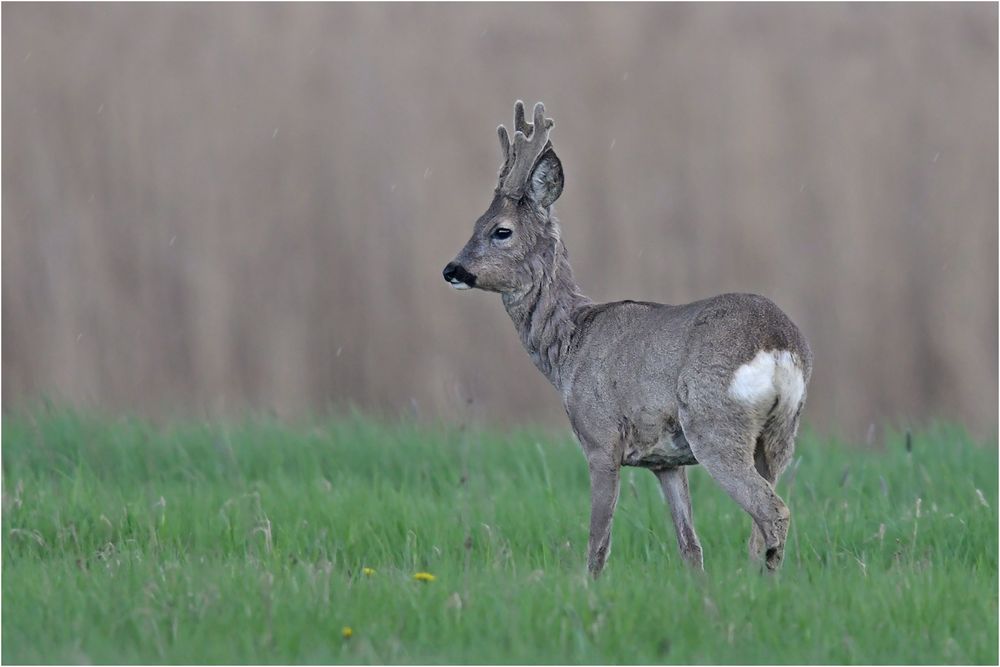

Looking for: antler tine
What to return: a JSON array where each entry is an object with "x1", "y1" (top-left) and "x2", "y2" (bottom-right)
[
  {"x1": 513, "y1": 100, "x2": 529, "y2": 135},
  {"x1": 532, "y1": 102, "x2": 554, "y2": 135},
  {"x1": 497, "y1": 125, "x2": 513, "y2": 180},
  {"x1": 497, "y1": 125, "x2": 511, "y2": 160}
]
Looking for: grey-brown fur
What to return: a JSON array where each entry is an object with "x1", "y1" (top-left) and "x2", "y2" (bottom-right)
[{"x1": 443, "y1": 101, "x2": 813, "y2": 576}]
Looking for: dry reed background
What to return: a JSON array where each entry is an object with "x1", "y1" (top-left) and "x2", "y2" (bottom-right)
[{"x1": 2, "y1": 3, "x2": 997, "y2": 437}]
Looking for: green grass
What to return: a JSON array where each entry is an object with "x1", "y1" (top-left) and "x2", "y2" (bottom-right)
[{"x1": 2, "y1": 407, "x2": 997, "y2": 664}]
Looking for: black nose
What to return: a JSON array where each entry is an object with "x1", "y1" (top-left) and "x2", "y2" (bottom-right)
[{"x1": 442, "y1": 262, "x2": 476, "y2": 287}]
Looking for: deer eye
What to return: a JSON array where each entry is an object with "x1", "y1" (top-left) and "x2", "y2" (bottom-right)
[{"x1": 492, "y1": 227, "x2": 512, "y2": 240}]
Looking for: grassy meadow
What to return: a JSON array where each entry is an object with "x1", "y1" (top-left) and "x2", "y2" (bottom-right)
[{"x1": 2, "y1": 407, "x2": 997, "y2": 664}]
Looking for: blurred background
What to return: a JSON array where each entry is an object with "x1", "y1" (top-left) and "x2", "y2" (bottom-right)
[{"x1": 3, "y1": 3, "x2": 996, "y2": 438}]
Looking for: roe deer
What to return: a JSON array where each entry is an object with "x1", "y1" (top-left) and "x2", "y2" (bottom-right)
[{"x1": 443, "y1": 101, "x2": 812, "y2": 576}]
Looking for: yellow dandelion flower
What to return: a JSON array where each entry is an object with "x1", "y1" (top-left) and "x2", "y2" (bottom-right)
[
  {"x1": 362, "y1": 567, "x2": 375, "y2": 577},
  {"x1": 341, "y1": 626, "x2": 353, "y2": 639},
  {"x1": 413, "y1": 572, "x2": 436, "y2": 582}
]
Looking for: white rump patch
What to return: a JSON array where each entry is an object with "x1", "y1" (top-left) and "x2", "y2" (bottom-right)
[{"x1": 728, "y1": 349, "x2": 805, "y2": 412}]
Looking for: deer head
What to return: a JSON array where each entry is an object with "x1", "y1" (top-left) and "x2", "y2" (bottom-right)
[{"x1": 443, "y1": 101, "x2": 564, "y2": 295}]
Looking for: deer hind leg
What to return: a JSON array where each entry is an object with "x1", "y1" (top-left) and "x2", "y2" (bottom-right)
[
  {"x1": 653, "y1": 466, "x2": 704, "y2": 570},
  {"x1": 680, "y1": 407, "x2": 791, "y2": 572},
  {"x1": 747, "y1": 418, "x2": 798, "y2": 560},
  {"x1": 749, "y1": 412, "x2": 799, "y2": 560},
  {"x1": 747, "y1": 442, "x2": 770, "y2": 560}
]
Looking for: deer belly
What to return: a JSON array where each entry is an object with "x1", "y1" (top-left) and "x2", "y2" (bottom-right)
[{"x1": 620, "y1": 409, "x2": 698, "y2": 469}]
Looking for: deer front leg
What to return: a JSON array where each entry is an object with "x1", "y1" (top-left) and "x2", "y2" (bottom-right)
[{"x1": 586, "y1": 453, "x2": 621, "y2": 578}]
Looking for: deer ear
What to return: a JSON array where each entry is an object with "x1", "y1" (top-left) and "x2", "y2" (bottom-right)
[{"x1": 527, "y1": 147, "x2": 563, "y2": 208}]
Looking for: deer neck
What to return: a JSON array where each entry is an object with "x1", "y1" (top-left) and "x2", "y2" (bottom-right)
[{"x1": 502, "y1": 225, "x2": 591, "y2": 389}]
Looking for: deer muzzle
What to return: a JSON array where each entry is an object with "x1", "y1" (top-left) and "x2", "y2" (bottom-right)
[{"x1": 442, "y1": 262, "x2": 476, "y2": 290}]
